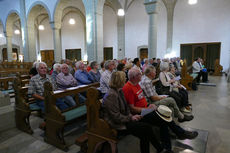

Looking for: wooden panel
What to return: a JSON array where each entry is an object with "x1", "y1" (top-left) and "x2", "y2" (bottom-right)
[
  {"x1": 140, "y1": 48, "x2": 148, "y2": 60},
  {"x1": 104, "y1": 47, "x2": 113, "y2": 60},
  {"x1": 65, "y1": 49, "x2": 81, "y2": 61},
  {"x1": 40, "y1": 50, "x2": 54, "y2": 68},
  {"x1": 2, "y1": 48, "x2": 18, "y2": 61}
]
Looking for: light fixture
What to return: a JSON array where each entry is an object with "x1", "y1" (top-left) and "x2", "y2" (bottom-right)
[
  {"x1": 117, "y1": 9, "x2": 125, "y2": 16},
  {"x1": 14, "y1": 29, "x2": 20, "y2": 35},
  {"x1": 38, "y1": 25, "x2": 45, "y2": 30},
  {"x1": 0, "y1": 33, "x2": 3, "y2": 38},
  {"x1": 188, "y1": 0, "x2": 198, "y2": 5},
  {"x1": 69, "y1": 18, "x2": 75, "y2": 25}
]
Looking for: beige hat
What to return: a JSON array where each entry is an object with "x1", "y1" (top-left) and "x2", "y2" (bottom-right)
[{"x1": 156, "y1": 105, "x2": 172, "y2": 122}]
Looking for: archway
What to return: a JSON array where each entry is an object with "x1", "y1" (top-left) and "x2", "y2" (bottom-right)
[
  {"x1": 27, "y1": 3, "x2": 51, "y2": 62},
  {"x1": 54, "y1": 0, "x2": 86, "y2": 61},
  {"x1": 5, "y1": 12, "x2": 22, "y2": 61}
]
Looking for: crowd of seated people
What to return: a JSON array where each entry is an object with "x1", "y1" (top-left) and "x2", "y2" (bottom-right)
[{"x1": 26, "y1": 56, "x2": 200, "y2": 153}]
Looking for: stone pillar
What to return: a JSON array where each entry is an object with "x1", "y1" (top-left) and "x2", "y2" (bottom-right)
[
  {"x1": 162, "y1": 0, "x2": 177, "y2": 54},
  {"x1": 117, "y1": 16, "x2": 125, "y2": 59},
  {"x1": 27, "y1": 24, "x2": 37, "y2": 62},
  {"x1": 20, "y1": 0, "x2": 29, "y2": 62},
  {"x1": 144, "y1": 0, "x2": 158, "y2": 59},
  {"x1": 83, "y1": 0, "x2": 104, "y2": 62},
  {"x1": 50, "y1": 22, "x2": 62, "y2": 62},
  {"x1": 5, "y1": 34, "x2": 13, "y2": 61}
]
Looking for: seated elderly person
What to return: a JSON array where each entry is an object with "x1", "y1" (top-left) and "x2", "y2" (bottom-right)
[
  {"x1": 74, "y1": 61, "x2": 94, "y2": 85},
  {"x1": 123, "y1": 68, "x2": 198, "y2": 152},
  {"x1": 159, "y1": 62, "x2": 191, "y2": 113},
  {"x1": 139, "y1": 66, "x2": 193, "y2": 122},
  {"x1": 28, "y1": 62, "x2": 69, "y2": 112},
  {"x1": 88, "y1": 61, "x2": 101, "y2": 82},
  {"x1": 102, "y1": 71, "x2": 165, "y2": 153},
  {"x1": 100, "y1": 60, "x2": 116, "y2": 96},
  {"x1": 51, "y1": 63, "x2": 61, "y2": 82},
  {"x1": 192, "y1": 57, "x2": 208, "y2": 83},
  {"x1": 56, "y1": 64, "x2": 86, "y2": 106}
]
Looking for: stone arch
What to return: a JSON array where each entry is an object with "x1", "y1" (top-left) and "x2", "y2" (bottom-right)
[
  {"x1": 54, "y1": 0, "x2": 85, "y2": 28},
  {"x1": 6, "y1": 10, "x2": 21, "y2": 36},
  {"x1": 27, "y1": 1, "x2": 51, "y2": 22},
  {"x1": 27, "y1": 4, "x2": 51, "y2": 62},
  {"x1": 0, "y1": 19, "x2": 5, "y2": 31}
]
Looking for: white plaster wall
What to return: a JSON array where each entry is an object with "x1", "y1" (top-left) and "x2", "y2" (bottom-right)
[
  {"x1": 39, "y1": 18, "x2": 54, "y2": 50},
  {"x1": 103, "y1": 5, "x2": 118, "y2": 59},
  {"x1": 61, "y1": 13, "x2": 85, "y2": 59},
  {"x1": 173, "y1": 0, "x2": 230, "y2": 70},
  {"x1": 0, "y1": 24, "x2": 6, "y2": 45},
  {"x1": 125, "y1": 0, "x2": 167, "y2": 59}
]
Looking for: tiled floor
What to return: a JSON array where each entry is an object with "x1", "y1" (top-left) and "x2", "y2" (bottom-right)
[{"x1": 0, "y1": 75, "x2": 230, "y2": 153}]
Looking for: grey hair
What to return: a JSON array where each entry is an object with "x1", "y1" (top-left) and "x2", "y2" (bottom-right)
[
  {"x1": 75, "y1": 61, "x2": 83, "y2": 69},
  {"x1": 160, "y1": 62, "x2": 169, "y2": 71},
  {"x1": 104, "y1": 60, "x2": 113, "y2": 70},
  {"x1": 144, "y1": 58, "x2": 148, "y2": 63},
  {"x1": 144, "y1": 65, "x2": 155, "y2": 76},
  {"x1": 53, "y1": 63, "x2": 61, "y2": 71},
  {"x1": 36, "y1": 62, "x2": 47, "y2": 70},
  {"x1": 128, "y1": 68, "x2": 141, "y2": 80},
  {"x1": 61, "y1": 63, "x2": 68, "y2": 69}
]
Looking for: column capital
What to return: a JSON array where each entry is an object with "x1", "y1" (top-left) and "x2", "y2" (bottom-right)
[
  {"x1": 144, "y1": 0, "x2": 158, "y2": 14},
  {"x1": 50, "y1": 21, "x2": 61, "y2": 30}
]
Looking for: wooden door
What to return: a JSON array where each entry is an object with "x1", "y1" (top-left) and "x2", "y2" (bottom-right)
[
  {"x1": 104, "y1": 47, "x2": 113, "y2": 60},
  {"x1": 140, "y1": 48, "x2": 148, "y2": 60},
  {"x1": 40, "y1": 50, "x2": 54, "y2": 68},
  {"x1": 2, "y1": 48, "x2": 7, "y2": 61},
  {"x1": 193, "y1": 44, "x2": 206, "y2": 65},
  {"x1": 2, "y1": 48, "x2": 18, "y2": 61},
  {"x1": 65, "y1": 49, "x2": 81, "y2": 61}
]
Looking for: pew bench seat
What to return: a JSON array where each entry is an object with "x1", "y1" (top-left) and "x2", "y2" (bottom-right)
[
  {"x1": 44, "y1": 82, "x2": 100, "y2": 151},
  {"x1": 29, "y1": 103, "x2": 41, "y2": 111},
  {"x1": 62, "y1": 105, "x2": 86, "y2": 121}
]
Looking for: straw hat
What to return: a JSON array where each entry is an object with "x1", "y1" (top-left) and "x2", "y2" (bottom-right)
[{"x1": 156, "y1": 105, "x2": 172, "y2": 122}]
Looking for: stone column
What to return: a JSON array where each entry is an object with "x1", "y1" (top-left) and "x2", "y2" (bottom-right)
[
  {"x1": 83, "y1": 0, "x2": 104, "y2": 62},
  {"x1": 20, "y1": 0, "x2": 29, "y2": 61},
  {"x1": 144, "y1": 0, "x2": 158, "y2": 59},
  {"x1": 117, "y1": 16, "x2": 125, "y2": 59},
  {"x1": 27, "y1": 24, "x2": 37, "y2": 62},
  {"x1": 162, "y1": 0, "x2": 177, "y2": 54},
  {"x1": 50, "y1": 22, "x2": 62, "y2": 62},
  {"x1": 5, "y1": 34, "x2": 13, "y2": 61}
]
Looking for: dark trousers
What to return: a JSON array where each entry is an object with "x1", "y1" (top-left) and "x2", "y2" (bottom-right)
[
  {"x1": 141, "y1": 111, "x2": 185, "y2": 151},
  {"x1": 197, "y1": 71, "x2": 208, "y2": 82},
  {"x1": 36, "y1": 98, "x2": 69, "y2": 113},
  {"x1": 179, "y1": 88, "x2": 189, "y2": 106},
  {"x1": 118, "y1": 121, "x2": 163, "y2": 153}
]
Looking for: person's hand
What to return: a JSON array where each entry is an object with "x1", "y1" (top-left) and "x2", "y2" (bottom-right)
[
  {"x1": 131, "y1": 115, "x2": 142, "y2": 121},
  {"x1": 170, "y1": 79, "x2": 175, "y2": 83},
  {"x1": 160, "y1": 95, "x2": 167, "y2": 99},
  {"x1": 148, "y1": 104, "x2": 157, "y2": 110}
]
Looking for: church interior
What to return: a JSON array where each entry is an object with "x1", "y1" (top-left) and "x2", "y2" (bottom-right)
[{"x1": 0, "y1": 0, "x2": 230, "y2": 153}]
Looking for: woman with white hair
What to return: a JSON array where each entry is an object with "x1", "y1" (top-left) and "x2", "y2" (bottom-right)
[
  {"x1": 51, "y1": 63, "x2": 61, "y2": 82},
  {"x1": 159, "y1": 62, "x2": 191, "y2": 113}
]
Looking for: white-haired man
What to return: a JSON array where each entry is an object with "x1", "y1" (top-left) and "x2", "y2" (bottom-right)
[
  {"x1": 51, "y1": 63, "x2": 61, "y2": 82},
  {"x1": 74, "y1": 61, "x2": 93, "y2": 85},
  {"x1": 56, "y1": 63, "x2": 86, "y2": 106},
  {"x1": 139, "y1": 66, "x2": 193, "y2": 122},
  {"x1": 28, "y1": 62, "x2": 69, "y2": 112}
]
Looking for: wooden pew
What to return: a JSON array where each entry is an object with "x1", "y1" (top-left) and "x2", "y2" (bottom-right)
[
  {"x1": 13, "y1": 78, "x2": 39, "y2": 134},
  {"x1": 43, "y1": 82, "x2": 100, "y2": 151},
  {"x1": 85, "y1": 87, "x2": 118, "y2": 153},
  {"x1": 180, "y1": 60, "x2": 198, "y2": 90},
  {"x1": 0, "y1": 76, "x2": 16, "y2": 97},
  {"x1": 213, "y1": 59, "x2": 223, "y2": 76}
]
